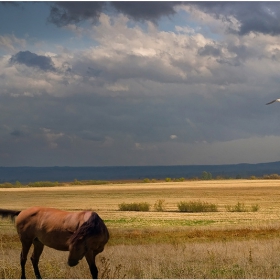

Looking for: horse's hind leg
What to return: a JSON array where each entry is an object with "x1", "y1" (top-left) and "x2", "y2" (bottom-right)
[
  {"x1": 20, "y1": 240, "x2": 32, "y2": 279},
  {"x1": 31, "y1": 238, "x2": 44, "y2": 279}
]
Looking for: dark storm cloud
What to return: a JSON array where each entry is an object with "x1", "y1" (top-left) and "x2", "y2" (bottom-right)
[
  {"x1": 48, "y1": 1, "x2": 180, "y2": 26},
  {"x1": 190, "y1": 2, "x2": 280, "y2": 35},
  {"x1": 110, "y1": 2, "x2": 179, "y2": 22},
  {"x1": 9, "y1": 51, "x2": 56, "y2": 71},
  {"x1": 47, "y1": 1, "x2": 105, "y2": 27},
  {"x1": 47, "y1": 1, "x2": 280, "y2": 35}
]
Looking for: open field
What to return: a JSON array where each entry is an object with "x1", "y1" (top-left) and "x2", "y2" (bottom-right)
[{"x1": 2, "y1": 179, "x2": 280, "y2": 278}]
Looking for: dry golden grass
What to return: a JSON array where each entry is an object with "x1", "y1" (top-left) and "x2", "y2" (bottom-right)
[
  {"x1": 3, "y1": 237, "x2": 280, "y2": 278},
  {"x1": 2, "y1": 179, "x2": 280, "y2": 278}
]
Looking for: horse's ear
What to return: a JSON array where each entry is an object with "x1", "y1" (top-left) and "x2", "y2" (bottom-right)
[{"x1": 83, "y1": 211, "x2": 91, "y2": 222}]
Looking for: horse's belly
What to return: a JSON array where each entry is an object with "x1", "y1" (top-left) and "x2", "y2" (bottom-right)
[{"x1": 37, "y1": 233, "x2": 70, "y2": 251}]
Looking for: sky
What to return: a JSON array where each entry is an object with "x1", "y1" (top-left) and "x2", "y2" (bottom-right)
[{"x1": 1, "y1": 1, "x2": 280, "y2": 167}]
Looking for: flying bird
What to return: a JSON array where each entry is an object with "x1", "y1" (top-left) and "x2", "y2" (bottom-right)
[{"x1": 266, "y1": 99, "x2": 280, "y2": 105}]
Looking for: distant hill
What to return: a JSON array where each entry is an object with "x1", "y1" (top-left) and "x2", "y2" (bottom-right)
[{"x1": 1, "y1": 161, "x2": 280, "y2": 183}]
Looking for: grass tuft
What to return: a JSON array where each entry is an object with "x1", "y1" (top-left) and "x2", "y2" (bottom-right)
[
  {"x1": 225, "y1": 202, "x2": 260, "y2": 212},
  {"x1": 154, "y1": 199, "x2": 166, "y2": 212},
  {"x1": 177, "y1": 200, "x2": 218, "y2": 212},
  {"x1": 118, "y1": 202, "x2": 150, "y2": 211}
]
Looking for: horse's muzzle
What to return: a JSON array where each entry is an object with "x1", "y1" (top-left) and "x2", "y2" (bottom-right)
[{"x1": 68, "y1": 259, "x2": 79, "y2": 267}]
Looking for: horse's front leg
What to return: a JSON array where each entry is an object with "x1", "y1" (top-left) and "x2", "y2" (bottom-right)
[{"x1": 85, "y1": 251, "x2": 98, "y2": 279}]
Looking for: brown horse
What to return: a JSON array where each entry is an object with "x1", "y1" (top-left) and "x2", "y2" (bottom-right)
[{"x1": 0, "y1": 207, "x2": 109, "y2": 279}]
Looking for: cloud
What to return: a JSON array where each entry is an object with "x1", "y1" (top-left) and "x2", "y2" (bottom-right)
[
  {"x1": 47, "y1": 2, "x2": 105, "y2": 27},
  {"x1": 9, "y1": 1, "x2": 280, "y2": 38},
  {"x1": 73, "y1": 13, "x2": 218, "y2": 86},
  {"x1": 188, "y1": 2, "x2": 280, "y2": 36},
  {"x1": 2, "y1": 12, "x2": 277, "y2": 100},
  {"x1": 198, "y1": 44, "x2": 222, "y2": 57},
  {"x1": 9, "y1": 51, "x2": 56, "y2": 71},
  {"x1": 111, "y1": 2, "x2": 179, "y2": 22},
  {"x1": 41, "y1": 128, "x2": 65, "y2": 149},
  {"x1": 47, "y1": 2, "x2": 280, "y2": 37},
  {"x1": 106, "y1": 83, "x2": 129, "y2": 92},
  {"x1": 3, "y1": 3, "x2": 280, "y2": 166},
  {"x1": 47, "y1": 1, "x2": 180, "y2": 27},
  {"x1": 0, "y1": 35, "x2": 26, "y2": 52}
]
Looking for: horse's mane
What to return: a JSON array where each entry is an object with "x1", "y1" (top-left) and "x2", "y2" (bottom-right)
[{"x1": 69, "y1": 212, "x2": 103, "y2": 244}]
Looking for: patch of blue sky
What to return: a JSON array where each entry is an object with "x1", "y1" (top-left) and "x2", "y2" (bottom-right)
[
  {"x1": 156, "y1": 8, "x2": 223, "y2": 41},
  {"x1": 152, "y1": 8, "x2": 191, "y2": 33},
  {"x1": 0, "y1": 2, "x2": 99, "y2": 55},
  {"x1": 200, "y1": 26, "x2": 223, "y2": 42},
  {"x1": 1, "y1": 3, "x2": 46, "y2": 38}
]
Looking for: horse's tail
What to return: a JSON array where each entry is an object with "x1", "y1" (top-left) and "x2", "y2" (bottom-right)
[{"x1": 0, "y1": 208, "x2": 21, "y2": 221}]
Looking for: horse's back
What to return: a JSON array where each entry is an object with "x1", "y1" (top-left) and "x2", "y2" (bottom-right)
[
  {"x1": 16, "y1": 206, "x2": 73, "y2": 228},
  {"x1": 15, "y1": 207, "x2": 84, "y2": 250}
]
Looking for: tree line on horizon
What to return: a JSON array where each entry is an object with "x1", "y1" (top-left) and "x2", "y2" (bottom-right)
[{"x1": 1, "y1": 172, "x2": 280, "y2": 188}]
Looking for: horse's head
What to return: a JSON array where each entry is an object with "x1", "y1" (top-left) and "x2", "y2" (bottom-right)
[
  {"x1": 68, "y1": 233, "x2": 109, "y2": 266},
  {"x1": 68, "y1": 236, "x2": 87, "y2": 266}
]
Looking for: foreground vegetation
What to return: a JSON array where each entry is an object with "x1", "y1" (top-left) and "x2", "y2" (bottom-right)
[
  {"x1": 1, "y1": 179, "x2": 280, "y2": 278},
  {"x1": 3, "y1": 234, "x2": 280, "y2": 278}
]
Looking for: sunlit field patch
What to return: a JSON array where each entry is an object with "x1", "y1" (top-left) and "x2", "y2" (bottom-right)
[{"x1": 105, "y1": 217, "x2": 216, "y2": 228}]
